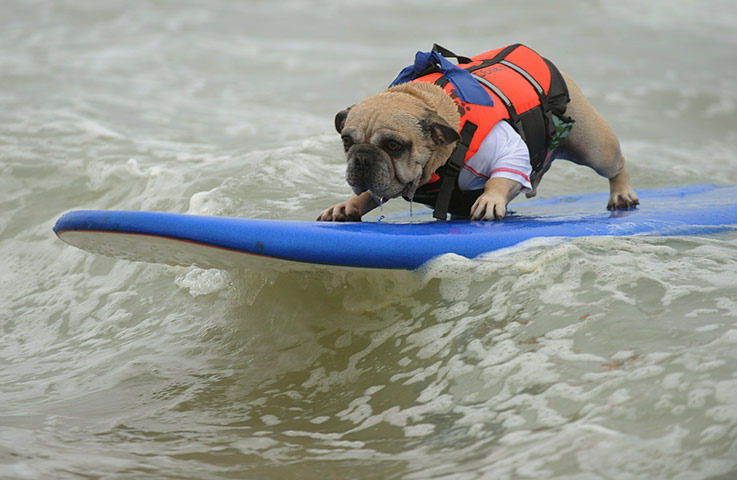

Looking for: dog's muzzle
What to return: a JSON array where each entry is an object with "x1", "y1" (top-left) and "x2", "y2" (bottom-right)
[{"x1": 346, "y1": 145, "x2": 393, "y2": 193}]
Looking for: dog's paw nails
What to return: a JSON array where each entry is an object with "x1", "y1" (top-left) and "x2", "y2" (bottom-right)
[{"x1": 607, "y1": 193, "x2": 640, "y2": 211}]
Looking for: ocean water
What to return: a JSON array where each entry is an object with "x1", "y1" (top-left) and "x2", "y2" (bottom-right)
[{"x1": 2, "y1": 1, "x2": 737, "y2": 478}]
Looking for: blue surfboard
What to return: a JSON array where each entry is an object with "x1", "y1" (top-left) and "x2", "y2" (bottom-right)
[{"x1": 54, "y1": 184, "x2": 737, "y2": 270}]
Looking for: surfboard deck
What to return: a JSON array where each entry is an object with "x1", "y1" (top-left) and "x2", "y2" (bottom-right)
[{"x1": 54, "y1": 184, "x2": 737, "y2": 271}]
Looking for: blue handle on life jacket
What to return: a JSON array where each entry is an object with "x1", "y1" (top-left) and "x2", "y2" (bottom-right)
[{"x1": 389, "y1": 50, "x2": 494, "y2": 107}]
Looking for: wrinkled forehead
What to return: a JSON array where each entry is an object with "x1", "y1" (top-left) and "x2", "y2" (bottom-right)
[{"x1": 344, "y1": 92, "x2": 426, "y2": 136}]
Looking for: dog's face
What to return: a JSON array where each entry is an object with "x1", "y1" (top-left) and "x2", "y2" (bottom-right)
[{"x1": 335, "y1": 88, "x2": 459, "y2": 201}]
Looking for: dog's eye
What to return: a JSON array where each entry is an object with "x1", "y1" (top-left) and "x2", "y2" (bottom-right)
[
  {"x1": 385, "y1": 140, "x2": 403, "y2": 152},
  {"x1": 341, "y1": 136, "x2": 354, "y2": 151}
]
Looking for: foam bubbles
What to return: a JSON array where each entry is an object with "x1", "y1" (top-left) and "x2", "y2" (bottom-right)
[{"x1": 175, "y1": 267, "x2": 230, "y2": 297}]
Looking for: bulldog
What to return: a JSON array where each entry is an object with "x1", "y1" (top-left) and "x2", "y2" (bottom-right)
[{"x1": 317, "y1": 45, "x2": 639, "y2": 222}]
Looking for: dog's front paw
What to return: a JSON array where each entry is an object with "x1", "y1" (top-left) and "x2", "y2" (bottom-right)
[
  {"x1": 607, "y1": 187, "x2": 640, "y2": 210},
  {"x1": 470, "y1": 192, "x2": 507, "y2": 221},
  {"x1": 317, "y1": 201, "x2": 363, "y2": 222}
]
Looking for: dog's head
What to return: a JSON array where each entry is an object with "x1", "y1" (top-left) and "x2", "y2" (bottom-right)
[{"x1": 335, "y1": 83, "x2": 460, "y2": 201}]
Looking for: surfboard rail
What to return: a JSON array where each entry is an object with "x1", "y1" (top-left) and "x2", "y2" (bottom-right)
[{"x1": 54, "y1": 184, "x2": 737, "y2": 270}]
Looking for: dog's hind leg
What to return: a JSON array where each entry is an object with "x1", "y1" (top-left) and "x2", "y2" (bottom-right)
[{"x1": 555, "y1": 72, "x2": 640, "y2": 209}]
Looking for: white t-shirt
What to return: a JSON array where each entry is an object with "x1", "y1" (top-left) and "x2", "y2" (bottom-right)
[{"x1": 457, "y1": 120, "x2": 533, "y2": 193}]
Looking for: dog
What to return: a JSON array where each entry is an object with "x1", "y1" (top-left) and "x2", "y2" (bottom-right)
[{"x1": 317, "y1": 44, "x2": 639, "y2": 222}]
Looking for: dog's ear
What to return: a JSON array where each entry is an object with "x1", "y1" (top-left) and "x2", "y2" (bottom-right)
[
  {"x1": 334, "y1": 106, "x2": 353, "y2": 133},
  {"x1": 421, "y1": 112, "x2": 460, "y2": 146}
]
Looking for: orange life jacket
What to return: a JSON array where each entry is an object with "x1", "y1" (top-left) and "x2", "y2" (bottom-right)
[{"x1": 391, "y1": 44, "x2": 571, "y2": 219}]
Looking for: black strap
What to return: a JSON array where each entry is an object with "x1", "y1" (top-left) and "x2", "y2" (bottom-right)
[
  {"x1": 431, "y1": 44, "x2": 473, "y2": 64},
  {"x1": 433, "y1": 76, "x2": 450, "y2": 89},
  {"x1": 465, "y1": 44, "x2": 522, "y2": 74},
  {"x1": 486, "y1": 43, "x2": 521, "y2": 66},
  {"x1": 416, "y1": 44, "x2": 475, "y2": 79},
  {"x1": 433, "y1": 122, "x2": 477, "y2": 220}
]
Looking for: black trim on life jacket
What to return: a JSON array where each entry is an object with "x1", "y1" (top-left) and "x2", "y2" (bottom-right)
[
  {"x1": 432, "y1": 121, "x2": 477, "y2": 220},
  {"x1": 466, "y1": 44, "x2": 523, "y2": 73},
  {"x1": 413, "y1": 44, "x2": 475, "y2": 79},
  {"x1": 431, "y1": 44, "x2": 473, "y2": 64}
]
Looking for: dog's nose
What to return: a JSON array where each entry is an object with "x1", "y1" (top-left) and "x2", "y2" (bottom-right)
[
  {"x1": 350, "y1": 145, "x2": 377, "y2": 168},
  {"x1": 352, "y1": 147, "x2": 376, "y2": 168}
]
